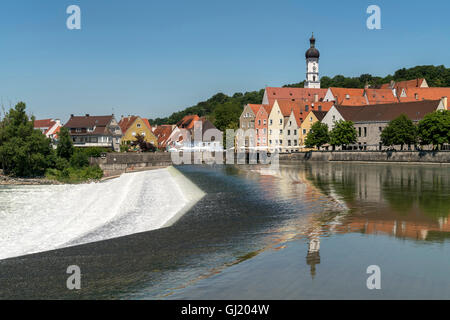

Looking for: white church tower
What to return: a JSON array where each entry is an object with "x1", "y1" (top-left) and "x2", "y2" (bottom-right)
[{"x1": 304, "y1": 33, "x2": 321, "y2": 89}]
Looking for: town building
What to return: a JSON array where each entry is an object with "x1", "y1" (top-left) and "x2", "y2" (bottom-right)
[
  {"x1": 153, "y1": 125, "x2": 175, "y2": 150},
  {"x1": 34, "y1": 119, "x2": 62, "y2": 143},
  {"x1": 64, "y1": 114, "x2": 123, "y2": 152},
  {"x1": 255, "y1": 104, "x2": 272, "y2": 148},
  {"x1": 321, "y1": 99, "x2": 446, "y2": 150},
  {"x1": 299, "y1": 110, "x2": 329, "y2": 149},
  {"x1": 119, "y1": 116, "x2": 158, "y2": 147}
]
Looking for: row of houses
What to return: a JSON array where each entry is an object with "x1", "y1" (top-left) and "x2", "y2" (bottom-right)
[
  {"x1": 238, "y1": 83, "x2": 449, "y2": 152},
  {"x1": 34, "y1": 113, "x2": 223, "y2": 152}
]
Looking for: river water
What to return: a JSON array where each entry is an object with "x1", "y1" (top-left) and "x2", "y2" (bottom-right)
[{"x1": 0, "y1": 162, "x2": 449, "y2": 299}]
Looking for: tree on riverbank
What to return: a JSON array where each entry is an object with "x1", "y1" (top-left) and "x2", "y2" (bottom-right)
[
  {"x1": 0, "y1": 102, "x2": 103, "y2": 182},
  {"x1": 0, "y1": 102, "x2": 53, "y2": 177},
  {"x1": 329, "y1": 121, "x2": 357, "y2": 149},
  {"x1": 381, "y1": 114, "x2": 417, "y2": 150},
  {"x1": 305, "y1": 122, "x2": 329, "y2": 149},
  {"x1": 417, "y1": 110, "x2": 450, "y2": 150}
]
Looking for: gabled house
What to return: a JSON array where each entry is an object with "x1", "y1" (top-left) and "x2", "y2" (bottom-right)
[
  {"x1": 34, "y1": 119, "x2": 62, "y2": 142},
  {"x1": 321, "y1": 99, "x2": 446, "y2": 150},
  {"x1": 64, "y1": 114, "x2": 123, "y2": 152},
  {"x1": 177, "y1": 115, "x2": 200, "y2": 129},
  {"x1": 153, "y1": 125, "x2": 175, "y2": 150},
  {"x1": 299, "y1": 110, "x2": 329, "y2": 149},
  {"x1": 119, "y1": 116, "x2": 158, "y2": 147},
  {"x1": 255, "y1": 104, "x2": 272, "y2": 148}
]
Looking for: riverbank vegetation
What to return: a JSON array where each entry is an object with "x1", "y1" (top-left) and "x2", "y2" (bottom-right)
[{"x1": 0, "y1": 102, "x2": 104, "y2": 183}]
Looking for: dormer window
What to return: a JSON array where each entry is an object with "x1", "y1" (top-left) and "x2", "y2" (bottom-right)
[{"x1": 137, "y1": 124, "x2": 141, "y2": 128}]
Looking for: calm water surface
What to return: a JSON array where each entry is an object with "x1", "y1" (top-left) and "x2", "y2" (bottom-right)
[{"x1": 0, "y1": 162, "x2": 449, "y2": 299}]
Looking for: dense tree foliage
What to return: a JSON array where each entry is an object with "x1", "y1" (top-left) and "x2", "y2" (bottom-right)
[
  {"x1": 304, "y1": 122, "x2": 329, "y2": 149},
  {"x1": 381, "y1": 114, "x2": 417, "y2": 150},
  {"x1": 417, "y1": 110, "x2": 450, "y2": 149},
  {"x1": 329, "y1": 121, "x2": 357, "y2": 149},
  {"x1": 0, "y1": 102, "x2": 53, "y2": 177},
  {"x1": 0, "y1": 102, "x2": 104, "y2": 181},
  {"x1": 131, "y1": 133, "x2": 157, "y2": 152},
  {"x1": 57, "y1": 127, "x2": 74, "y2": 160}
]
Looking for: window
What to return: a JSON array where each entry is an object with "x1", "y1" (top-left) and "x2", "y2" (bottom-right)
[
  {"x1": 137, "y1": 124, "x2": 141, "y2": 128},
  {"x1": 132, "y1": 132, "x2": 136, "y2": 136},
  {"x1": 288, "y1": 130, "x2": 291, "y2": 135},
  {"x1": 288, "y1": 140, "x2": 291, "y2": 146},
  {"x1": 310, "y1": 117, "x2": 313, "y2": 122},
  {"x1": 332, "y1": 115, "x2": 336, "y2": 121},
  {"x1": 280, "y1": 140, "x2": 283, "y2": 145},
  {"x1": 76, "y1": 128, "x2": 81, "y2": 133},
  {"x1": 269, "y1": 140, "x2": 272, "y2": 145},
  {"x1": 303, "y1": 129, "x2": 307, "y2": 134},
  {"x1": 318, "y1": 106, "x2": 322, "y2": 112},
  {"x1": 263, "y1": 119, "x2": 267, "y2": 125},
  {"x1": 263, "y1": 128, "x2": 266, "y2": 134},
  {"x1": 294, "y1": 130, "x2": 297, "y2": 135},
  {"x1": 294, "y1": 140, "x2": 298, "y2": 146},
  {"x1": 305, "y1": 105, "x2": 309, "y2": 112},
  {"x1": 279, "y1": 129, "x2": 283, "y2": 135},
  {"x1": 364, "y1": 127, "x2": 367, "y2": 137},
  {"x1": 258, "y1": 120, "x2": 261, "y2": 125},
  {"x1": 263, "y1": 138, "x2": 266, "y2": 143},
  {"x1": 358, "y1": 127, "x2": 361, "y2": 137},
  {"x1": 289, "y1": 121, "x2": 292, "y2": 126},
  {"x1": 379, "y1": 127, "x2": 382, "y2": 132},
  {"x1": 279, "y1": 119, "x2": 282, "y2": 125},
  {"x1": 270, "y1": 119, "x2": 273, "y2": 125},
  {"x1": 269, "y1": 129, "x2": 272, "y2": 135}
]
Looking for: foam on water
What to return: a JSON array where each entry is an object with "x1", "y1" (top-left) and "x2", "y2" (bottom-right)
[{"x1": 0, "y1": 167, "x2": 205, "y2": 260}]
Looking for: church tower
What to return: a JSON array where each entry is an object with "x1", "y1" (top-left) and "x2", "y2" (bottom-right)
[{"x1": 304, "y1": 33, "x2": 320, "y2": 89}]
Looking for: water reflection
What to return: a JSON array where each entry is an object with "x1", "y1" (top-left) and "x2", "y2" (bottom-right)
[{"x1": 269, "y1": 162, "x2": 450, "y2": 243}]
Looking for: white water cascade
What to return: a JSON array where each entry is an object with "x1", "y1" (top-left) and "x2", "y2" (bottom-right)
[{"x1": 0, "y1": 167, "x2": 205, "y2": 260}]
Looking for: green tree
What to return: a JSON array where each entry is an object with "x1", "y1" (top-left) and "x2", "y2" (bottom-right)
[
  {"x1": 304, "y1": 122, "x2": 329, "y2": 149},
  {"x1": 0, "y1": 102, "x2": 53, "y2": 177},
  {"x1": 417, "y1": 110, "x2": 450, "y2": 150},
  {"x1": 329, "y1": 120, "x2": 357, "y2": 149},
  {"x1": 57, "y1": 127, "x2": 74, "y2": 160},
  {"x1": 380, "y1": 114, "x2": 417, "y2": 150},
  {"x1": 213, "y1": 101, "x2": 242, "y2": 132}
]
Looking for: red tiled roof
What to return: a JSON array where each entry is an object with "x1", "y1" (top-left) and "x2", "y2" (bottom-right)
[
  {"x1": 381, "y1": 78, "x2": 426, "y2": 90},
  {"x1": 177, "y1": 115, "x2": 200, "y2": 129},
  {"x1": 64, "y1": 115, "x2": 113, "y2": 128},
  {"x1": 400, "y1": 87, "x2": 450, "y2": 102},
  {"x1": 154, "y1": 125, "x2": 174, "y2": 148},
  {"x1": 328, "y1": 88, "x2": 368, "y2": 106},
  {"x1": 34, "y1": 119, "x2": 55, "y2": 128},
  {"x1": 247, "y1": 104, "x2": 262, "y2": 115},
  {"x1": 118, "y1": 116, "x2": 138, "y2": 134},
  {"x1": 265, "y1": 87, "x2": 327, "y2": 105},
  {"x1": 364, "y1": 88, "x2": 398, "y2": 105},
  {"x1": 142, "y1": 118, "x2": 152, "y2": 131}
]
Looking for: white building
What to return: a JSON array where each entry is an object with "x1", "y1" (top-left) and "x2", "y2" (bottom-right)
[{"x1": 304, "y1": 33, "x2": 320, "y2": 89}]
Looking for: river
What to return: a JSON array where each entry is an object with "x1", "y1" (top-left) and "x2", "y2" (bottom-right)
[{"x1": 0, "y1": 162, "x2": 449, "y2": 299}]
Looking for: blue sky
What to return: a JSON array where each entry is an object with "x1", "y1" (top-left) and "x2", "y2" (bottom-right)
[{"x1": 0, "y1": 0, "x2": 449, "y2": 121}]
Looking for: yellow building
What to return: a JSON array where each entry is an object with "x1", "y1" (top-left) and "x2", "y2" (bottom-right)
[
  {"x1": 299, "y1": 110, "x2": 328, "y2": 150},
  {"x1": 119, "y1": 116, "x2": 158, "y2": 146}
]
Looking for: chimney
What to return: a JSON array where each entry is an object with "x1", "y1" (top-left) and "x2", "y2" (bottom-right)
[
  {"x1": 415, "y1": 93, "x2": 419, "y2": 100},
  {"x1": 70, "y1": 114, "x2": 74, "y2": 118},
  {"x1": 85, "y1": 114, "x2": 90, "y2": 117},
  {"x1": 314, "y1": 94, "x2": 318, "y2": 102},
  {"x1": 390, "y1": 80, "x2": 395, "y2": 89},
  {"x1": 345, "y1": 94, "x2": 350, "y2": 100}
]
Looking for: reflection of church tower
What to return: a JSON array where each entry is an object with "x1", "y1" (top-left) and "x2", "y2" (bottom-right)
[
  {"x1": 306, "y1": 236, "x2": 321, "y2": 278},
  {"x1": 304, "y1": 33, "x2": 321, "y2": 89}
]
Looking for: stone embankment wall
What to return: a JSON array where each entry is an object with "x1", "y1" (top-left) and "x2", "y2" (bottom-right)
[
  {"x1": 91, "y1": 151, "x2": 450, "y2": 176},
  {"x1": 279, "y1": 151, "x2": 450, "y2": 164},
  {"x1": 90, "y1": 153, "x2": 174, "y2": 177}
]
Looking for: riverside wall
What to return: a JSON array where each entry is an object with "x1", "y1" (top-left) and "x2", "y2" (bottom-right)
[{"x1": 91, "y1": 151, "x2": 450, "y2": 176}]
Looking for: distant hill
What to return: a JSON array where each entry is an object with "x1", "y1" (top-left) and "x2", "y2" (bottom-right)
[{"x1": 149, "y1": 65, "x2": 450, "y2": 130}]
